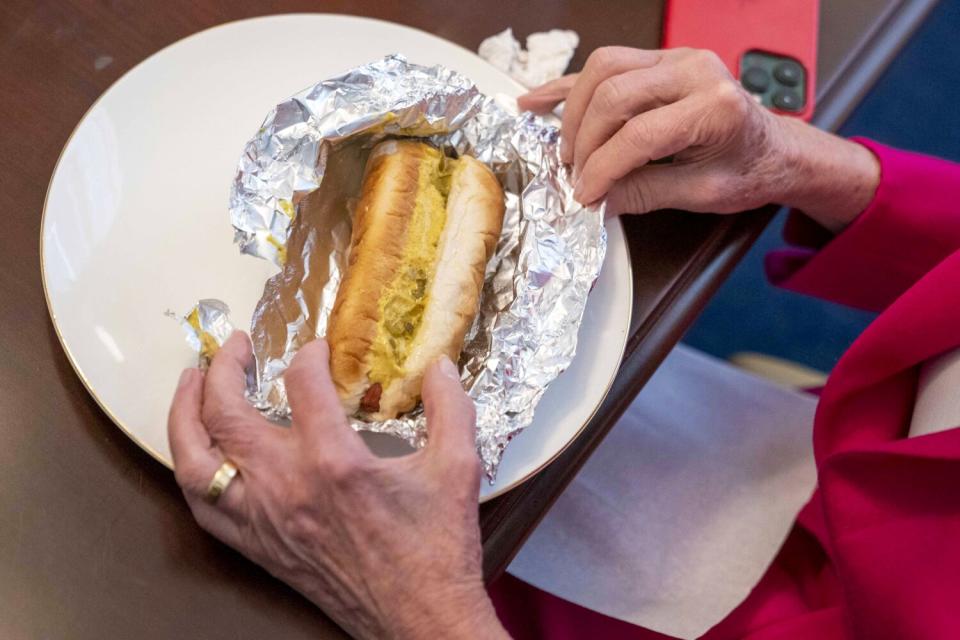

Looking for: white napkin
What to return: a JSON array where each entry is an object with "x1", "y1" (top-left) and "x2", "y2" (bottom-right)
[
  {"x1": 911, "y1": 347, "x2": 960, "y2": 437},
  {"x1": 478, "y1": 28, "x2": 579, "y2": 88},
  {"x1": 507, "y1": 345, "x2": 818, "y2": 639}
]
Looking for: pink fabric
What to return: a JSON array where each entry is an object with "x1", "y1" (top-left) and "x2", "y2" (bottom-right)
[
  {"x1": 490, "y1": 141, "x2": 960, "y2": 639},
  {"x1": 766, "y1": 139, "x2": 960, "y2": 311}
]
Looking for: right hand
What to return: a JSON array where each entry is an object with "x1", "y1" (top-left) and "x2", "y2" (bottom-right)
[
  {"x1": 168, "y1": 334, "x2": 507, "y2": 640},
  {"x1": 519, "y1": 46, "x2": 879, "y2": 230}
]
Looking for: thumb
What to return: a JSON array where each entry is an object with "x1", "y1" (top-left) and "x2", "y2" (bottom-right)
[
  {"x1": 420, "y1": 356, "x2": 478, "y2": 462},
  {"x1": 606, "y1": 164, "x2": 708, "y2": 216}
]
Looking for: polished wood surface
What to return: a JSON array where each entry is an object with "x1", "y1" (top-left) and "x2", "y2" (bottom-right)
[{"x1": 0, "y1": 1, "x2": 936, "y2": 638}]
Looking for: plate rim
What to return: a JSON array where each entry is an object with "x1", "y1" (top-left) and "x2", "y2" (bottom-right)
[
  {"x1": 39, "y1": 13, "x2": 633, "y2": 502},
  {"x1": 480, "y1": 226, "x2": 632, "y2": 500}
]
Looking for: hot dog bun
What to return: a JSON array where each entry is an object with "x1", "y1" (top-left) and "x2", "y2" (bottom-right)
[{"x1": 327, "y1": 140, "x2": 504, "y2": 419}]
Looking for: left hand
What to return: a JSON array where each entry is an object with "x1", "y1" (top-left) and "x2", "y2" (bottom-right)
[
  {"x1": 518, "y1": 46, "x2": 879, "y2": 231},
  {"x1": 168, "y1": 332, "x2": 506, "y2": 640},
  {"x1": 519, "y1": 47, "x2": 782, "y2": 216}
]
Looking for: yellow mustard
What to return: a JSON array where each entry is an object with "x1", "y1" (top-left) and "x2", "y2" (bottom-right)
[
  {"x1": 368, "y1": 148, "x2": 454, "y2": 386},
  {"x1": 186, "y1": 307, "x2": 221, "y2": 363}
]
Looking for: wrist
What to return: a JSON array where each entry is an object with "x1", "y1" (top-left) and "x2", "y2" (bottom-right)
[
  {"x1": 769, "y1": 116, "x2": 881, "y2": 233},
  {"x1": 392, "y1": 582, "x2": 508, "y2": 640}
]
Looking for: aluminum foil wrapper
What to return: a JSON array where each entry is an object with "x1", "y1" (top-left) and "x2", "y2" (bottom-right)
[
  {"x1": 178, "y1": 300, "x2": 235, "y2": 368},
  {"x1": 190, "y1": 55, "x2": 606, "y2": 480}
]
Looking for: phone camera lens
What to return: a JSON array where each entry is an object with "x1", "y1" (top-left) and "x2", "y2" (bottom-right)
[
  {"x1": 773, "y1": 62, "x2": 803, "y2": 87},
  {"x1": 772, "y1": 89, "x2": 803, "y2": 111},
  {"x1": 741, "y1": 67, "x2": 770, "y2": 93}
]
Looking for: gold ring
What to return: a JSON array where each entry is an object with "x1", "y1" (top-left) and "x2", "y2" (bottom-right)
[{"x1": 205, "y1": 460, "x2": 239, "y2": 504}]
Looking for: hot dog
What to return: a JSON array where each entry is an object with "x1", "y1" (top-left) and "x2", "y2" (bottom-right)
[{"x1": 327, "y1": 140, "x2": 505, "y2": 419}]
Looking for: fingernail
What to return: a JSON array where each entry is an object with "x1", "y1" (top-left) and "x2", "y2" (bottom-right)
[
  {"x1": 573, "y1": 176, "x2": 585, "y2": 202},
  {"x1": 437, "y1": 356, "x2": 460, "y2": 380},
  {"x1": 177, "y1": 368, "x2": 195, "y2": 388}
]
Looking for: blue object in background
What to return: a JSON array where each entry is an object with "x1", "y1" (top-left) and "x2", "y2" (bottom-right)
[{"x1": 682, "y1": 0, "x2": 960, "y2": 373}]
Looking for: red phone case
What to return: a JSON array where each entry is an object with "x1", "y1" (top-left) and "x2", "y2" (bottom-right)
[{"x1": 663, "y1": 0, "x2": 819, "y2": 121}]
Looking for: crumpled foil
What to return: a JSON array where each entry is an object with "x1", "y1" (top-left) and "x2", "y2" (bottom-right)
[
  {"x1": 178, "y1": 299, "x2": 234, "y2": 367},
  {"x1": 187, "y1": 55, "x2": 606, "y2": 480}
]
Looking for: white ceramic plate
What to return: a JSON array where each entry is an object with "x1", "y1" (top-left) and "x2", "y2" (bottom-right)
[{"x1": 41, "y1": 14, "x2": 632, "y2": 501}]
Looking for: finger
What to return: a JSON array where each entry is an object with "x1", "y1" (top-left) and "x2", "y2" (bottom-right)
[
  {"x1": 202, "y1": 331, "x2": 263, "y2": 430},
  {"x1": 561, "y1": 47, "x2": 663, "y2": 163},
  {"x1": 202, "y1": 332, "x2": 274, "y2": 465},
  {"x1": 607, "y1": 164, "x2": 739, "y2": 216},
  {"x1": 516, "y1": 74, "x2": 578, "y2": 114},
  {"x1": 421, "y1": 357, "x2": 478, "y2": 466},
  {"x1": 575, "y1": 98, "x2": 699, "y2": 206},
  {"x1": 284, "y1": 339, "x2": 365, "y2": 450},
  {"x1": 572, "y1": 66, "x2": 686, "y2": 174},
  {"x1": 605, "y1": 164, "x2": 689, "y2": 215},
  {"x1": 169, "y1": 368, "x2": 246, "y2": 514},
  {"x1": 184, "y1": 495, "x2": 246, "y2": 551},
  {"x1": 170, "y1": 368, "x2": 212, "y2": 460}
]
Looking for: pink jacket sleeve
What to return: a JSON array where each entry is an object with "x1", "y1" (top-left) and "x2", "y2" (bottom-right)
[{"x1": 765, "y1": 139, "x2": 960, "y2": 312}]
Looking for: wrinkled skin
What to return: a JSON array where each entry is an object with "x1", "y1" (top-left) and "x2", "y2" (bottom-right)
[
  {"x1": 519, "y1": 46, "x2": 879, "y2": 230},
  {"x1": 168, "y1": 333, "x2": 506, "y2": 640}
]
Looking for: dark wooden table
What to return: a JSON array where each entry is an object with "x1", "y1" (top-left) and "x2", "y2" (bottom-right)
[{"x1": 0, "y1": 1, "x2": 937, "y2": 638}]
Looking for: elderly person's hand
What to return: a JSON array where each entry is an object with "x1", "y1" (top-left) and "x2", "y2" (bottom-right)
[
  {"x1": 520, "y1": 46, "x2": 880, "y2": 232},
  {"x1": 168, "y1": 333, "x2": 507, "y2": 640}
]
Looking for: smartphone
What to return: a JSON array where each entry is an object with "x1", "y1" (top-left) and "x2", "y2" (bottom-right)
[{"x1": 662, "y1": 0, "x2": 819, "y2": 121}]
